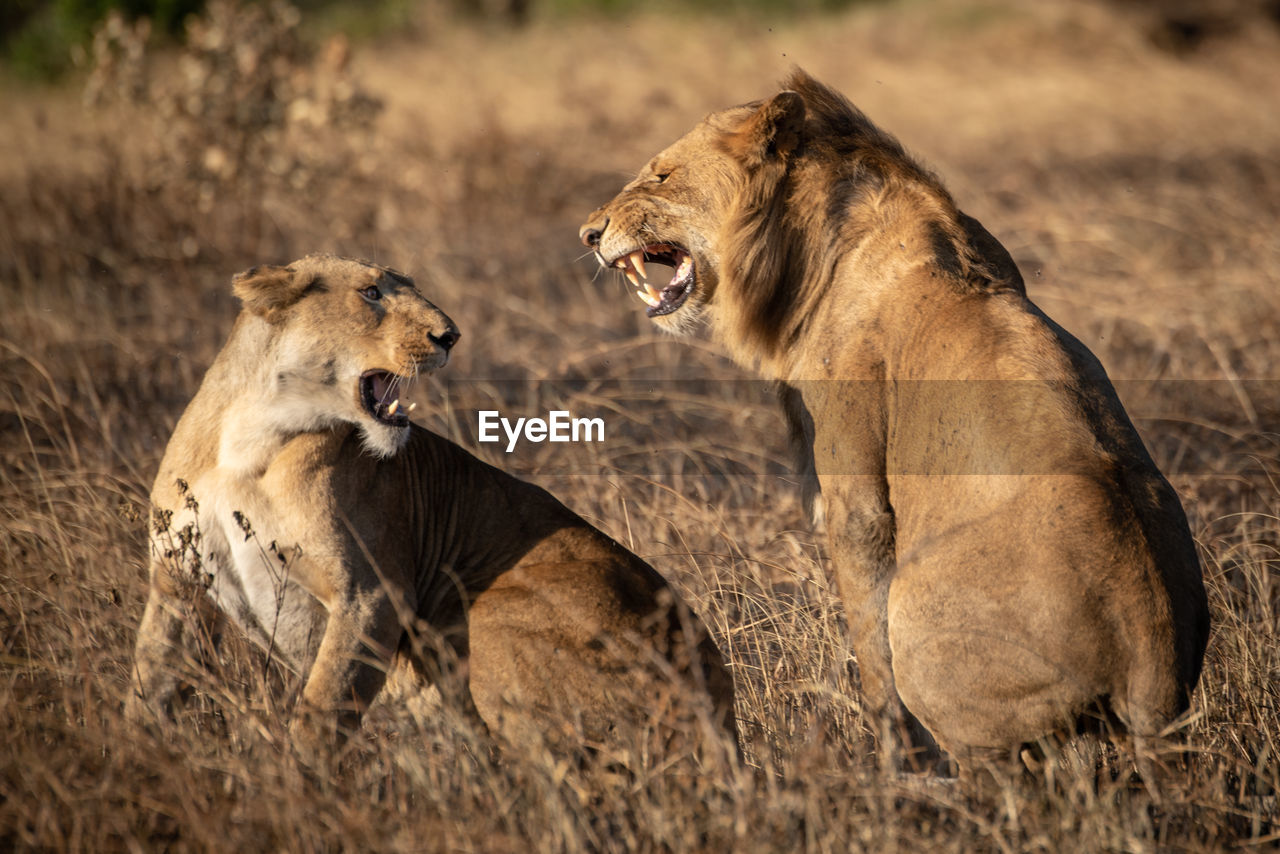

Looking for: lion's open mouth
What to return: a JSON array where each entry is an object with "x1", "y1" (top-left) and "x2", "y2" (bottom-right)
[
  {"x1": 612, "y1": 244, "x2": 694, "y2": 317},
  {"x1": 359, "y1": 370, "x2": 416, "y2": 427}
]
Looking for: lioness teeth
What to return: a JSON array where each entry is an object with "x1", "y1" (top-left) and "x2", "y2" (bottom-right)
[
  {"x1": 636, "y1": 288, "x2": 661, "y2": 308},
  {"x1": 643, "y1": 282, "x2": 662, "y2": 303},
  {"x1": 407, "y1": 401, "x2": 417, "y2": 413},
  {"x1": 624, "y1": 268, "x2": 641, "y2": 288},
  {"x1": 388, "y1": 399, "x2": 399, "y2": 416}
]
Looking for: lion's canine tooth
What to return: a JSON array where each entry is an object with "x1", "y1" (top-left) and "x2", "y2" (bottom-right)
[
  {"x1": 407, "y1": 402, "x2": 417, "y2": 413},
  {"x1": 387, "y1": 399, "x2": 399, "y2": 416},
  {"x1": 644, "y1": 282, "x2": 663, "y2": 303},
  {"x1": 629, "y1": 250, "x2": 648, "y2": 280},
  {"x1": 624, "y1": 268, "x2": 641, "y2": 288},
  {"x1": 636, "y1": 288, "x2": 660, "y2": 308}
]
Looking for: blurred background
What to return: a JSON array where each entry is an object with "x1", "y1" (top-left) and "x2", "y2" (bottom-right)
[{"x1": 2, "y1": 1, "x2": 1279, "y2": 850}]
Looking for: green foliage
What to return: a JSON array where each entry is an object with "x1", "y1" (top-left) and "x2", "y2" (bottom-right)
[
  {"x1": 295, "y1": 0, "x2": 421, "y2": 43},
  {"x1": 543, "y1": 0, "x2": 873, "y2": 15},
  {"x1": 1, "y1": 0, "x2": 204, "y2": 80},
  {"x1": 2, "y1": 0, "x2": 883, "y2": 81}
]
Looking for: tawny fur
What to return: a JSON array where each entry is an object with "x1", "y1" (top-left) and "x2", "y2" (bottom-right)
[
  {"x1": 127, "y1": 254, "x2": 737, "y2": 767},
  {"x1": 580, "y1": 71, "x2": 1208, "y2": 770}
]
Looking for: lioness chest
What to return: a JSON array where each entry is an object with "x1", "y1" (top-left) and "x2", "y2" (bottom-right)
[{"x1": 158, "y1": 465, "x2": 331, "y2": 673}]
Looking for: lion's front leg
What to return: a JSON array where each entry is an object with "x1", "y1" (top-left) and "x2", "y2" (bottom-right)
[
  {"x1": 822, "y1": 477, "x2": 939, "y2": 770},
  {"x1": 289, "y1": 578, "x2": 402, "y2": 758}
]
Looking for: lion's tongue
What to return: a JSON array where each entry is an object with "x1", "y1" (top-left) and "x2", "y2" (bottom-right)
[
  {"x1": 627, "y1": 252, "x2": 692, "y2": 308},
  {"x1": 672, "y1": 253, "x2": 692, "y2": 284}
]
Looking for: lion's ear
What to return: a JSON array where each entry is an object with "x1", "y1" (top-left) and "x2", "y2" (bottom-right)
[
  {"x1": 232, "y1": 264, "x2": 310, "y2": 321},
  {"x1": 957, "y1": 212, "x2": 1026, "y2": 295},
  {"x1": 730, "y1": 90, "x2": 805, "y2": 168}
]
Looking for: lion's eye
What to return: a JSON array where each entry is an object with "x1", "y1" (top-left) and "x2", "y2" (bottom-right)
[
  {"x1": 359, "y1": 285, "x2": 382, "y2": 302},
  {"x1": 654, "y1": 172, "x2": 671, "y2": 184}
]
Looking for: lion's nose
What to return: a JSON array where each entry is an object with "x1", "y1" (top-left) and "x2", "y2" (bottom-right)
[
  {"x1": 430, "y1": 327, "x2": 460, "y2": 351},
  {"x1": 579, "y1": 216, "x2": 608, "y2": 248}
]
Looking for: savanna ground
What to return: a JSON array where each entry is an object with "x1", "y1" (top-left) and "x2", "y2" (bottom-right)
[{"x1": 2, "y1": 0, "x2": 1279, "y2": 850}]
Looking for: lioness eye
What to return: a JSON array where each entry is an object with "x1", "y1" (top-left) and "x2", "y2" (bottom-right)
[
  {"x1": 654, "y1": 172, "x2": 671, "y2": 183},
  {"x1": 359, "y1": 285, "x2": 381, "y2": 301}
]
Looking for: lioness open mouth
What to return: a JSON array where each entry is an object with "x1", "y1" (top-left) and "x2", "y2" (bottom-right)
[
  {"x1": 359, "y1": 370, "x2": 416, "y2": 427},
  {"x1": 612, "y1": 244, "x2": 694, "y2": 317}
]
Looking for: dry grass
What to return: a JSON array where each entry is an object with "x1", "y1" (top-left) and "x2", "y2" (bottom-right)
[{"x1": 2, "y1": 0, "x2": 1278, "y2": 850}]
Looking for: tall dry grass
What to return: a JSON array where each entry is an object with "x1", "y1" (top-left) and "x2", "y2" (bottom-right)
[{"x1": 2, "y1": 0, "x2": 1278, "y2": 850}]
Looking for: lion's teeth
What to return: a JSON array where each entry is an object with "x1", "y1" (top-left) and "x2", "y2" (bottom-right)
[
  {"x1": 387, "y1": 399, "x2": 399, "y2": 415},
  {"x1": 644, "y1": 282, "x2": 663, "y2": 303},
  {"x1": 407, "y1": 402, "x2": 417, "y2": 413},
  {"x1": 629, "y1": 250, "x2": 648, "y2": 280},
  {"x1": 624, "y1": 268, "x2": 641, "y2": 288},
  {"x1": 677, "y1": 254, "x2": 692, "y2": 278},
  {"x1": 636, "y1": 288, "x2": 660, "y2": 308}
]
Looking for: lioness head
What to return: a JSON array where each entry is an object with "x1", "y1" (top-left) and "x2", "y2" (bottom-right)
[{"x1": 232, "y1": 254, "x2": 459, "y2": 457}]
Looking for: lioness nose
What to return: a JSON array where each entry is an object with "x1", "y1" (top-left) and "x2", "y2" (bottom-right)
[
  {"x1": 430, "y1": 328, "x2": 460, "y2": 351},
  {"x1": 579, "y1": 216, "x2": 608, "y2": 248}
]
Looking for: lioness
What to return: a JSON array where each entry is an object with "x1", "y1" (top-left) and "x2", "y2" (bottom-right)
[
  {"x1": 127, "y1": 254, "x2": 737, "y2": 766},
  {"x1": 579, "y1": 72, "x2": 1208, "y2": 772}
]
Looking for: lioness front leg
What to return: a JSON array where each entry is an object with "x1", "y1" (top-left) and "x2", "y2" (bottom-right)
[
  {"x1": 127, "y1": 559, "x2": 223, "y2": 723},
  {"x1": 289, "y1": 580, "x2": 402, "y2": 757}
]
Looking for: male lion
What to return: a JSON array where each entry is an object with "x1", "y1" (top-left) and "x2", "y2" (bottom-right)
[
  {"x1": 579, "y1": 72, "x2": 1208, "y2": 773},
  {"x1": 127, "y1": 254, "x2": 737, "y2": 767}
]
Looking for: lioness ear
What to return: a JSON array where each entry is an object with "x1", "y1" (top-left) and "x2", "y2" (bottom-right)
[
  {"x1": 731, "y1": 91, "x2": 805, "y2": 168},
  {"x1": 232, "y1": 264, "x2": 311, "y2": 322}
]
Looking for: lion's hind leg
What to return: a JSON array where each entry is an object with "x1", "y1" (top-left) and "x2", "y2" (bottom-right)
[{"x1": 1111, "y1": 667, "x2": 1191, "y2": 805}]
